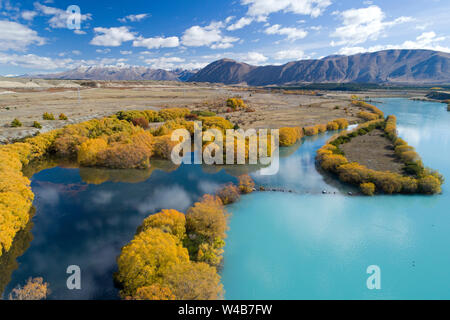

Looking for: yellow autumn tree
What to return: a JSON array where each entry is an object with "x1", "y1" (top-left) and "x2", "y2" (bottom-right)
[
  {"x1": 116, "y1": 227, "x2": 189, "y2": 297},
  {"x1": 8, "y1": 277, "x2": 50, "y2": 300},
  {"x1": 186, "y1": 195, "x2": 228, "y2": 242},
  {"x1": 77, "y1": 138, "x2": 108, "y2": 166},
  {"x1": 126, "y1": 284, "x2": 175, "y2": 301},
  {"x1": 137, "y1": 209, "x2": 186, "y2": 242},
  {"x1": 162, "y1": 261, "x2": 224, "y2": 300},
  {"x1": 238, "y1": 174, "x2": 255, "y2": 194}
]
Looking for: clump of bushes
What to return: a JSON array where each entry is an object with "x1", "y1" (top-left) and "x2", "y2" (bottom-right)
[
  {"x1": 226, "y1": 98, "x2": 247, "y2": 111},
  {"x1": 238, "y1": 174, "x2": 255, "y2": 194},
  {"x1": 357, "y1": 111, "x2": 379, "y2": 121},
  {"x1": 360, "y1": 182, "x2": 375, "y2": 196},
  {"x1": 10, "y1": 119, "x2": 22, "y2": 127},
  {"x1": 279, "y1": 127, "x2": 303, "y2": 147},
  {"x1": 217, "y1": 183, "x2": 240, "y2": 205},
  {"x1": 115, "y1": 108, "x2": 190, "y2": 124},
  {"x1": 32, "y1": 121, "x2": 42, "y2": 129},
  {"x1": 42, "y1": 112, "x2": 55, "y2": 120},
  {"x1": 58, "y1": 113, "x2": 68, "y2": 120},
  {"x1": 304, "y1": 126, "x2": 319, "y2": 136},
  {"x1": 131, "y1": 117, "x2": 149, "y2": 129},
  {"x1": 351, "y1": 100, "x2": 384, "y2": 118},
  {"x1": 8, "y1": 277, "x2": 50, "y2": 300}
]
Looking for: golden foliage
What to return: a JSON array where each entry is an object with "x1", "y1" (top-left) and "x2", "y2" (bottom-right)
[
  {"x1": 304, "y1": 126, "x2": 319, "y2": 136},
  {"x1": 77, "y1": 138, "x2": 108, "y2": 166},
  {"x1": 360, "y1": 182, "x2": 375, "y2": 196},
  {"x1": 217, "y1": 183, "x2": 240, "y2": 205},
  {"x1": 351, "y1": 100, "x2": 384, "y2": 118},
  {"x1": 238, "y1": 174, "x2": 255, "y2": 194},
  {"x1": 418, "y1": 175, "x2": 442, "y2": 194},
  {"x1": 327, "y1": 121, "x2": 340, "y2": 131},
  {"x1": 163, "y1": 261, "x2": 223, "y2": 300},
  {"x1": 42, "y1": 112, "x2": 55, "y2": 120},
  {"x1": 279, "y1": 127, "x2": 303, "y2": 147},
  {"x1": 126, "y1": 285, "x2": 175, "y2": 300},
  {"x1": 59, "y1": 113, "x2": 68, "y2": 120},
  {"x1": 357, "y1": 111, "x2": 379, "y2": 121},
  {"x1": 186, "y1": 195, "x2": 228, "y2": 242},
  {"x1": 226, "y1": 98, "x2": 247, "y2": 110},
  {"x1": 138, "y1": 209, "x2": 186, "y2": 242},
  {"x1": 8, "y1": 277, "x2": 49, "y2": 300},
  {"x1": 158, "y1": 108, "x2": 191, "y2": 121},
  {"x1": 116, "y1": 227, "x2": 190, "y2": 297}
]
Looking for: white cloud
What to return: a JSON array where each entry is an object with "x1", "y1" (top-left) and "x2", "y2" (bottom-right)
[
  {"x1": 120, "y1": 50, "x2": 132, "y2": 55},
  {"x1": 0, "y1": 52, "x2": 73, "y2": 70},
  {"x1": 118, "y1": 13, "x2": 149, "y2": 23},
  {"x1": 144, "y1": 56, "x2": 208, "y2": 70},
  {"x1": 239, "y1": 51, "x2": 268, "y2": 65},
  {"x1": 21, "y1": 10, "x2": 37, "y2": 21},
  {"x1": 132, "y1": 36, "x2": 180, "y2": 49},
  {"x1": 34, "y1": 2, "x2": 92, "y2": 29},
  {"x1": 72, "y1": 50, "x2": 81, "y2": 55},
  {"x1": 0, "y1": 20, "x2": 46, "y2": 51},
  {"x1": 242, "y1": 0, "x2": 332, "y2": 20},
  {"x1": 337, "y1": 31, "x2": 450, "y2": 55},
  {"x1": 73, "y1": 29, "x2": 86, "y2": 35},
  {"x1": 210, "y1": 36, "x2": 240, "y2": 49},
  {"x1": 182, "y1": 21, "x2": 239, "y2": 49},
  {"x1": 274, "y1": 49, "x2": 308, "y2": 60},
  {"x1": 90, "y1": 26, "x2": 136, "y2": 47},
  {"x1": 96, "y1": 48, "x2": 111, "y2": 54},
  {"x1": 331, "y1": 5, "x2": 413, "y2": 46},
  {"x1": 145, "y1": 56, "x2": 185, "y2": 69},
  {"x1": 265, "y1": 24, "x2": 308, "y2": 40},
  {"x1": 227, "y1": 17, "x2": 254, "y2": 31}
]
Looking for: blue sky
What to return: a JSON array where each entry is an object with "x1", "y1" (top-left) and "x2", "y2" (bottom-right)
[{"x1": 0, "y1": 0, "x2": 449, "y2": 75}]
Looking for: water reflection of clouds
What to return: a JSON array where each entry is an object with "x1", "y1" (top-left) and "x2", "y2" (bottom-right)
[
  {"x1": 197, "y1": 180, "x2": 221, "y2": 195},
  {"x1": 34, "y1": 185, "x2": 60, "y2": 207},
  {"x1": 91, "y1": 191, "x2": 115, "y2": 206},
  {"x1": 135, "y1": 185, "x2": 192, "y2": 214}
]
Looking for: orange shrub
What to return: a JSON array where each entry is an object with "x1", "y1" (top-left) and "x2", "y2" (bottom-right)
[
  {"x1": 217, "y1": 184, "x2": 240, "y2": 205},
  {"x1": 316, "y1": 124, "x2": 327, "y2": 133},
  {"x1": 238, "y1": 174, "x2": 255, "y2": 194},
  {"x1": 138, "y1": 209, "x2": 186, "y2": 242},
  {"x1": 304, "y1": 126, "x2": 319, "y2": 136},
  {"x1": 327, "y1": 121, "x2": 339, "y2": 131},
  {"x1": 333, "y1": 118, "x2": 349, "y2": 129},
  {"x1": 357, "y1": 111, "x2": 379, "y2": 121},
  {"x1": 279, "y1": 127, "x2": 303, "y2": 147},
  {"x1": 132, "y1": 117, "x2": 150, "y2": 129},
  {"x1": 360, "y1": 182, "x2": 375, "y2": 196},
  {"x1": 77, "y1": 138, "x2": 108, "y2": 167}
]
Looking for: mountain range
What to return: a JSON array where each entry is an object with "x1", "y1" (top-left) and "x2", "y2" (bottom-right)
[
  {"x1": 189, "y1": 50, "x2": 450, "y2": 85},
  {"x1": 29, "y1": 65, "x2": 197, "y2": 82},
  {"x1": 30, "y1": 50, "x2": 450, "y2": 85}
]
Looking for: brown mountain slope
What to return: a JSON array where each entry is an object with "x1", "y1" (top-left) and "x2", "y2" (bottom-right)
[{"x1": 189, "y1": 49, "x2": 450, "y2": 85}]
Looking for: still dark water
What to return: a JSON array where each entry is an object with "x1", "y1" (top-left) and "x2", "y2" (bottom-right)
[{"x1": 1, "y1": 98, "x2": 448, "y2": 300}]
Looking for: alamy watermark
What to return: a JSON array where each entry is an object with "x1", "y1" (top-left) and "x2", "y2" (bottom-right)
[
  {"x1": 366, "y1": 265, "x2": 381, "y2": 290},
  {"x1": 66, "y1": 5, "x2": 81, "y2": 30},
  {"x1": 170, "y1": 122, "x2": 280, "y2": 175},
  {"x1": 66, "y1": 265, "x2": 81, "y2": 290}
]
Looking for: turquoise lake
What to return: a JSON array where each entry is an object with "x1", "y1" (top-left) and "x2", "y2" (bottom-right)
[
  {"x1": 222, "y1": 98, "x2": 450, "y2": 299},
  {"x1": 1, "y1": 98, "x2": 448, "y2": 299}
]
